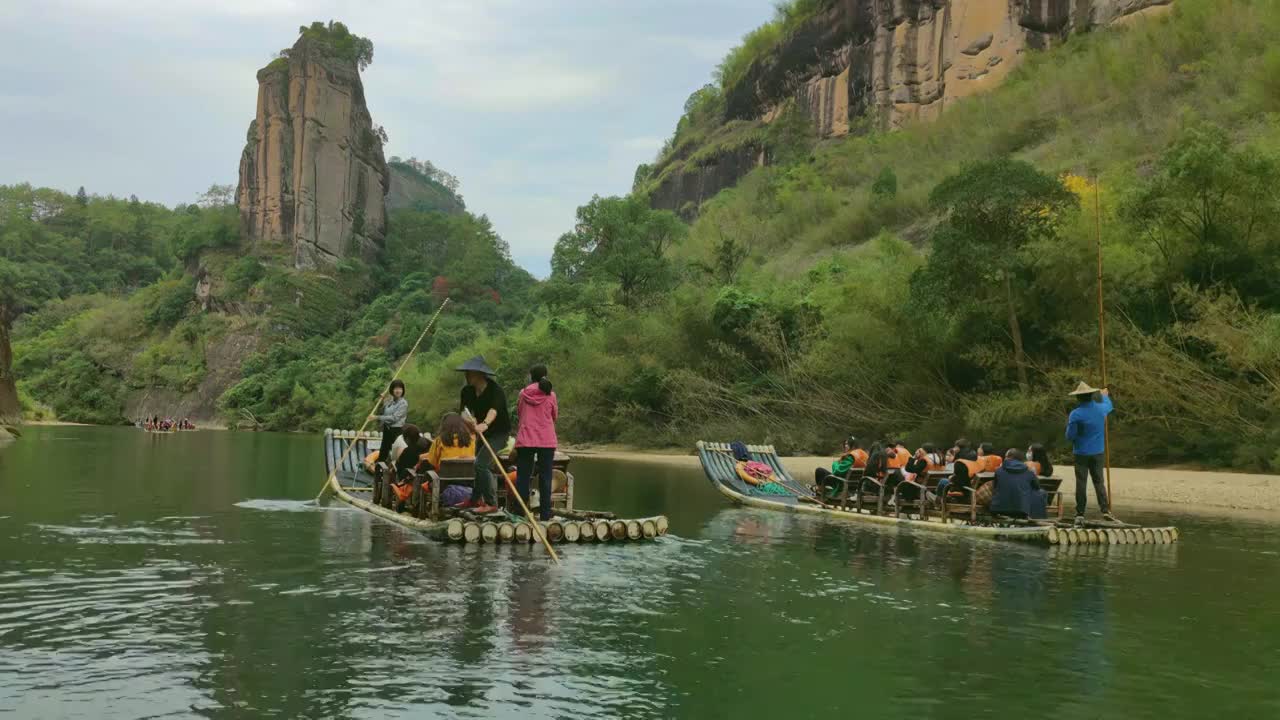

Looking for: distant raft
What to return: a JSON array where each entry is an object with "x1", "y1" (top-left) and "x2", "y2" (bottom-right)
[
  {"x1": 323, "y1": 429, "x2": 667, "y2": 545},
  {"x1": 697, "y1": 441, "x2": 1178, "y2": 546}
]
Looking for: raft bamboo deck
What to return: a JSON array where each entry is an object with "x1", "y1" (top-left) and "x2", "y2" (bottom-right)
[
  {"x1": 697, "y1": 441, "x2": 1179, "y2": 546},
  {"x1": 323, "y1": 429, "x2": 668, "y2": 545}
]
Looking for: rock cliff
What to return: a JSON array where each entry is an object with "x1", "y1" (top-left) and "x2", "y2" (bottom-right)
[
  {"x1": 236, "y1": 33, "x2": 389, "y2": 269},
  {"x1": 652, "y1": 0, "x2": 1173, "y2": 213}
]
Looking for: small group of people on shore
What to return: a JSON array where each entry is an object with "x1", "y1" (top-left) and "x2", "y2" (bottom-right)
[
  {"x1": 142, "y1": 416, "x2": 194, "y2": 431},
  {"x1": 811, "y1": 381, "x2": 1118, "y2": 525},
  {"x1": 367, "y1": 356, "x2": 561, "y2": 521}
]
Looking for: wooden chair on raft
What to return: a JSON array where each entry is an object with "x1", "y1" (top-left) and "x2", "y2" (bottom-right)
[
  {"x1": 939, "y1": 472, "x2": 1068, "y2": 524},
  {"x1": 846, "y1": 470, "x2": 899, "y2": 516},
  {"x1": 890, "y1": 471, "x2": 943, "y2": 520},
  {"x1": 374, "y1": 451, "x2": 577, "y2": 521},
  {"x1": 835, "y1": 468, "x2": 865, "y2": 510},
  {"x1": 940, "y1": 469, "x2": 995, "y2": 523}
]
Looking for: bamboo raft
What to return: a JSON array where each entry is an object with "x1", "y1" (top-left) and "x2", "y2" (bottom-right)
[
  {"x1": 324, "y1": 429, "x2": 668, "y2": 544},
  {"x1": 697, "y1": 441, "x2": 1179, "y2": 546}
]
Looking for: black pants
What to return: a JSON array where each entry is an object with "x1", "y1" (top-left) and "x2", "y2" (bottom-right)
[
  {"x1": 1074, "y1": 453, "x2": 1109, "y2": 516},
  {"x1": 471, "y1": 432, "x2": 508, "y2": 505},
  {"x1": 516, "y1": 447, "x2": 556, "y2": 520},
  {"x1": 814, "y1": 467, "x2": 843, "y2": 494},
  {"x1": 377, "y1": 426, "x2": 402, "y2": 471}
]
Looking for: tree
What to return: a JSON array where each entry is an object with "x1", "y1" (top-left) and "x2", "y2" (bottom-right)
[
  {"x1": 1122, "y1": 124, "x2": 1280, "y2": 305},
  {"x1": 916, "y1": 158, "x2": 1078, "y2": 390},
  {"x1": 198, "y1": 184, "x2": 235, "y2": 208},
  {"x1": 871, "y1": 167, "x2": 898, "y2": 198},
  {"x1": 550, "y1": 195, "x2": 686, "y2": 308},
  {"x1": 632, "y1": 164, "x2": 652, "y2": 193},
  {"x1": 0, "y1": 188, "x2": 70, "y2": 423},
  {"x1": 75, "y1": 186, "x2": 88, "y2": 207}
]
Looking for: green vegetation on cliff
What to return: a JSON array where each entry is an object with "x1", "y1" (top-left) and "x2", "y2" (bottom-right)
[
  {"x1": 4, "y1": 160, "x2": 532, "y2": 430},
  {"x1": 421, "y1": 0, "x2": 1280, "y2": 469},
  {"x1": 10, "y1": 1, "x2": 1280, "y2": 473},
  {"x1": 0, "y1": 184, "x2": 233, "y2": 422}
]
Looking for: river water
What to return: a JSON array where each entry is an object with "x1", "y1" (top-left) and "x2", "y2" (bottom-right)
[{"x1": 1, "y1": 426, "x2": 1277, "y2": 718}]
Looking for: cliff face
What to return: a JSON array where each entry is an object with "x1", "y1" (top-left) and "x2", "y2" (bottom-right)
[
  {"x1": 653, "y1": 0, "x2": 1172, "y2": 213},
  {"x1": 236, "y1": 36, "x2": 389, "y2": 269}
]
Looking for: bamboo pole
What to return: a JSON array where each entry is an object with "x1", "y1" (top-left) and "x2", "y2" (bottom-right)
[
  {"x1": 473, "y1": 429, "x2": 560, "y2": 563},
  {"x1": 314, "y1": 298, "x2": 451, "y2": 501},
  {"x1": 1094, "y1": 178, "x2": 1113, "y2": 511}
]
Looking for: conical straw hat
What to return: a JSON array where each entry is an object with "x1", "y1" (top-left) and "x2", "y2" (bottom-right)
[{"x1": 1068, "y1": 381, "x2": 1100, "y2": 396}]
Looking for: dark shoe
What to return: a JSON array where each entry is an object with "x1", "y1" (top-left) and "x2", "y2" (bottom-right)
[{"x1": 1074, "y1": 515, "x2": 1086, "y2": 527}]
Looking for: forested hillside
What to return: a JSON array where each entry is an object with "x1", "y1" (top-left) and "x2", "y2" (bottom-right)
[
  {"x1": 7, "y1": 0, "x2": 1280, "y2": 471},
  {"x1": 401, "y1": 0, "x2": 1280, "y2": 469},
  {"x1": 1, "y1": 174, "x2": 533, "y2": 429}
]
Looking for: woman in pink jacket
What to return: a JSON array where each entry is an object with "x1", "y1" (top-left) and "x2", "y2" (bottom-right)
[{"x1": 514, "y1": 364, "x2": 559, "y2": 520}]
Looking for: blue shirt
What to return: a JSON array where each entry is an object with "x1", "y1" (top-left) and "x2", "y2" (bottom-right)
[{"x1": 1066, "y1": 396, "x2": 1112, "y2": 456}]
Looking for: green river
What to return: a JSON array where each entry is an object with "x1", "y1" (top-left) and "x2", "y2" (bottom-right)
[{"x1": 1, "y1": 426, "x2": 1277, "y2": 718}]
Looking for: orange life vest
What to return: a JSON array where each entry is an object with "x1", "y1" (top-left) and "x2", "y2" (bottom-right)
[
  {"x1": 979, "y1": 455, "x2": 1003, "y2": 473},
  {"x1": 1027, "y1": 461, "x2": 1042, "y2": 476},
  {"x1": 851, "y1": 448, "x2": 869, "y2": 468},
  {"x1": 955, "y1": 459, "x2": 982, "y2": 483},
  {"x1": 886, "y1": 449, "x2": 908, "y2": 469},
  {"x1": 390, "y1": 482, "x2": 414, "y2": 503}
]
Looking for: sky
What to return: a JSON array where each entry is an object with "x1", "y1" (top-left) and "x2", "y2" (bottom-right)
[{"x1": 0, "y1": 0, "x2": 777, "y2": 276}]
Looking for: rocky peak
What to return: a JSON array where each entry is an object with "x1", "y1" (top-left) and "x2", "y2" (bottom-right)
[{"x1": 236, "y1": 23, "x2": 389, "y2": 269}]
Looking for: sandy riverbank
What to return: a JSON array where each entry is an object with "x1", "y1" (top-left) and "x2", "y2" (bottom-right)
[{"x1": 567, "y1": 447, "x2": 1280, "y2": 517}]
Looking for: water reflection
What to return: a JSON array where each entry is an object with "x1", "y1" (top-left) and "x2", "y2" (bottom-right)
[{"x1": 1, "y1": 428, "x2": 1278, "y2": 718}]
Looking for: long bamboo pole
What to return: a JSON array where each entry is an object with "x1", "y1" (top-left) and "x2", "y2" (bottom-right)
[
  {"x1": 473, "y1": 430, "x2": 561, "y2": 564},
  {"x1": 1094, "y1": 177, "x2": 1113, "y2": 509},
  {"x1": 314, "y1": 298, "x2": 451, "y2": 501}
]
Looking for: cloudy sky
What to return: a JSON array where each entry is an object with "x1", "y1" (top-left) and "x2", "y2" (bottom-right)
[{"x1": 0, "y1": 0, "x2": 776, "y2": 275}]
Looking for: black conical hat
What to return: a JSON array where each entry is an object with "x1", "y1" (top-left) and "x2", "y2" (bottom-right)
[{"x1": 456, "y1": 355, "x2": 496, "y2": 376}]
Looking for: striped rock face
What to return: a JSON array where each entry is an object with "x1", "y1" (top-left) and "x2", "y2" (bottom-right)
[{"x1": 651, "y1": 0, "x2": 1173, "y2": 215}]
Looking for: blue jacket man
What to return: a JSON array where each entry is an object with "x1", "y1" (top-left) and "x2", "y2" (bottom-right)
[
  {"x1": 1065, "y1": 382, "x2": 1115, "y2": 524},
  {"x1": 989, "y1": 450, "x2": 1047, "y2": 519}
]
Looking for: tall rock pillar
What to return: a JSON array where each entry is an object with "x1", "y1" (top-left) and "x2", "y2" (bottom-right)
[{"x1": 236, "y1": 29, "x2": 389, "y2": 268}]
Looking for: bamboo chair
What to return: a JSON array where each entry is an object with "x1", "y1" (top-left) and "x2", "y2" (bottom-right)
[
  {"x1": 891, "y1": 472, "x2": 942, "y2": 520},
  {"x1": 425, "y1": 458, "x2": 478, "y2": 520},
  {"x1": 940, "y1": 471, "x2": 995, "y2": 524},
  {"x1": 836, "y1": 468, "x2": 866, "y2": 509}
]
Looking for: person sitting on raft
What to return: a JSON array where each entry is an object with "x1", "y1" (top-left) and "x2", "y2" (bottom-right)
[
  {"x1": 862, "y1": 441, "x2": 906, "y2": 504},
  {"x1": 904, "y1": 443, "x2": 944, "y2": 481},
  {"x1": 387, "y1": 424, "x2": 431, "y2": 512},
  {"x1": 813, "y1": 436, "x2": 867, "y2": 498},
  {"x1": 989, "y1": 448, "x2": 1047, "y2": 519},
  {"x1": 934, "y1": 446, "x2": 982, "y2": 503},
  {"x1": 886, "y1": 440, "x2": 910, "y2": 470},
  {"x1": 946, "y1": 438, "x2": 977, "y2": 464},
  {"x1": 422, "y1": 413, "x2": 483, "y2": 510},
  {"x1": 977, "y1": 442, "x2": 1003, "y2": 473},
  {"x1": 424, "y1": 412, "x2": 476, "y2": 472},
  {"x1": 1026, "y1": 443, "x2": 1054, "y2": 477}
]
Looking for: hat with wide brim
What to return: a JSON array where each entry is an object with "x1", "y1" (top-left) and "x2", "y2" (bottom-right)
[
  {"x1": 1068, "y1": 381, "x2": 1101, "y2": 396},
  {"x1": 456, "y1": 355, "x2": 496, "y2": 376}
]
